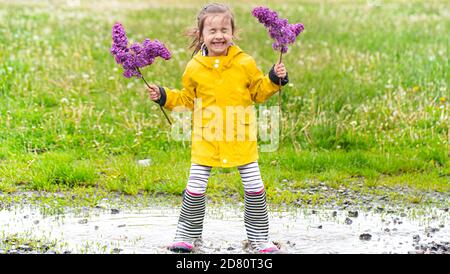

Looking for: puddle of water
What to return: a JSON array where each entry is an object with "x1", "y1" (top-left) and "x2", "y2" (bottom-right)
[{"x1": 0, "y1": 203, "x2": 448, "y2": 253}]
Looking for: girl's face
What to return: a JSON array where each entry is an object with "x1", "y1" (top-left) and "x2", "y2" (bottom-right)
[{"x1": 201, "y1": 13, "x2": 233, "y2": 57}]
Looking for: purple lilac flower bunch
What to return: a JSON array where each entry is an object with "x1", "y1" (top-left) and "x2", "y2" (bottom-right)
[
  {"x1": 110, "y1": 22, "x2": 171, "y2": 78},
  {"x1": 252, "y1": 7, "x2": 304, "y2": 53},
  {"x1": 110, "y1": 22, "x2": 172, "y2": 125}
]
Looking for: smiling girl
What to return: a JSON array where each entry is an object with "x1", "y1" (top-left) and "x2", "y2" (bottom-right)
[{"x1": 147, "y1": 3, "x2": 289, "y2": 253}]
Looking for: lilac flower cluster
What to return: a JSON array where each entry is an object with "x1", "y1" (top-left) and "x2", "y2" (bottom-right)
[
  {"x1": 110, "y1": 22, "x2": 171, "y2": 78},
  {"x1": 252, "y1": 7, "x2": 304, "y2": 53}
]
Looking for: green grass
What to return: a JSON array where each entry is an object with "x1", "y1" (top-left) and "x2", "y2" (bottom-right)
[{"x1": 0, "y1": 0, "x2": 448, "y2": 206}]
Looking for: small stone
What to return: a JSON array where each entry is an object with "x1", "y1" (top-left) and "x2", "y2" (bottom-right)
[
  {"x1": 348, "y1": 211, "x2": 358, "y2": 218},
  {"x1": 18, "y1": 245, "x2": 33, "y2": 252},
  {"x1": 112, "y1": 248, "x2": 122, "y2": 254},
  {"x1": 242, "y1": 240, "x2": 250, "y2": 249},
  {"x1": 425, "y1": 227, "x2": 439, "y2": 234},
  {"x1": 384, "y1": 228, "x2": 390, "y2": 232},
  {"x1": 137, "y1": 159, "x2": 151, "y2": 167},
  {"x1": 78, "y1": 219, "x2": 88, "y2": 224},
  {"x1": 345, "y1": 218, "x2": 353, "y2": 225},
  {"x1": 118, "y1": 224, "x2": 126, "y2": 228},
  {"x1": 273, "y1": 241, "x2": 281, "y2": 249},
  {"x1": 227, "y1": 246, "x2": 235, "y2": 251},
  {"x1": 332, "y1": 211, "x2": 337, "y2": 217},
  {"x1": 317, "y1": 225, "x2": 323, "y2": 229},
  {"x1": 359, "y1": 233, "x2": 372, "y2": 241},
  {"x1": 111, "y1": 208, "x2": 120, "y2": 214},
  {"x1": 41, "y1": 245, "x2": 49, "y2": 251},
  {"x1": 33, "y1": 220, "x2": 39, "y2": 225}
]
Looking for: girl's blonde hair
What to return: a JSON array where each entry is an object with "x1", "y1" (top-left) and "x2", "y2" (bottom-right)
[{"x1": 187, "y1": 3, "x2": 237, "y2": 57}]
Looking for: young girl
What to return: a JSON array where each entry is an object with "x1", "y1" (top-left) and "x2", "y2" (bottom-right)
[{"x1": 147, "y1": 3, "x2": 288, "y2": 253}]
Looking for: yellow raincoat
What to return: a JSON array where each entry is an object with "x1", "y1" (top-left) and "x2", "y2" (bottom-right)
[{"x1": 158, "y1": 45, "x2": 288, "y2": 167}]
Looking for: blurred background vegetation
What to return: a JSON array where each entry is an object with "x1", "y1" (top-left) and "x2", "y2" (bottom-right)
[{"x1": 0, "y1": 0, "x2": 448, "y2": 205}]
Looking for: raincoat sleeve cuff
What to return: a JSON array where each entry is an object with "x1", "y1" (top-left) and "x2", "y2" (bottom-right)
[
  {"x1": 269, "y1": 65, "x2": 289, "y2": 86},
  {"x1": 155, "y1": 86, "x2": 167, "y2": 107}
]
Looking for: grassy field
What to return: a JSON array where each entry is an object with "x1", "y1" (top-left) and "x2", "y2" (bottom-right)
[{"x1": 0, "y1": 0, "x2": 448, "y2": 207}]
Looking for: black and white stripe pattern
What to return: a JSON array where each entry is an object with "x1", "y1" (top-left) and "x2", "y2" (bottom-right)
[
  {"x1": 173, "y1": 163, "x2": 211, "y2": 243},
  {"x1": 239, "y1": 161, "x2": 271, "y2": 251},
  {"x1": 238, "y1": 161, "x2": 265, "y2": 194},
  {"x1": 172, "y1": 161, "x2": 272, "y2": 251},
  {"x1": 186, "y1": 163, "x2": 211, "y2": 194},
  {"x1": 244, "y1": 190, "x2": 270, "y2": 251}
]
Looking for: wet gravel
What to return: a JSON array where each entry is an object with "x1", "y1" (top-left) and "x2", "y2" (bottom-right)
[
  {"x1": 287, "y1": 180, "x2": 449, "y2": 211},
  {"x1": 0, "y1": 201, "x2": 449, "y2": 254},
  {"x1": 0, "y1": 234, "x2": 62, "y2": 254},
  {"x1": 0, "y1": 186, "x2": 449, "y2": 254},
  {"x1": 410, "y1": 241, "x2": 450, "y2": 254}
]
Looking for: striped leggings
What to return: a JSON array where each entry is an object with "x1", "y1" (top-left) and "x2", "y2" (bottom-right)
[{"x1": 173, "y1": 161, "x2": 271, "y2": 251}]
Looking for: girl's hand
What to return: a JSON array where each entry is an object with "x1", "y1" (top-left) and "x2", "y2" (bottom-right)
[
  {"x1": 147, "y1": 84, "x2": 161, "y2": 101},
  {"x1": 274, "y1": 63, "x2": 287, "y2": 79}
]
